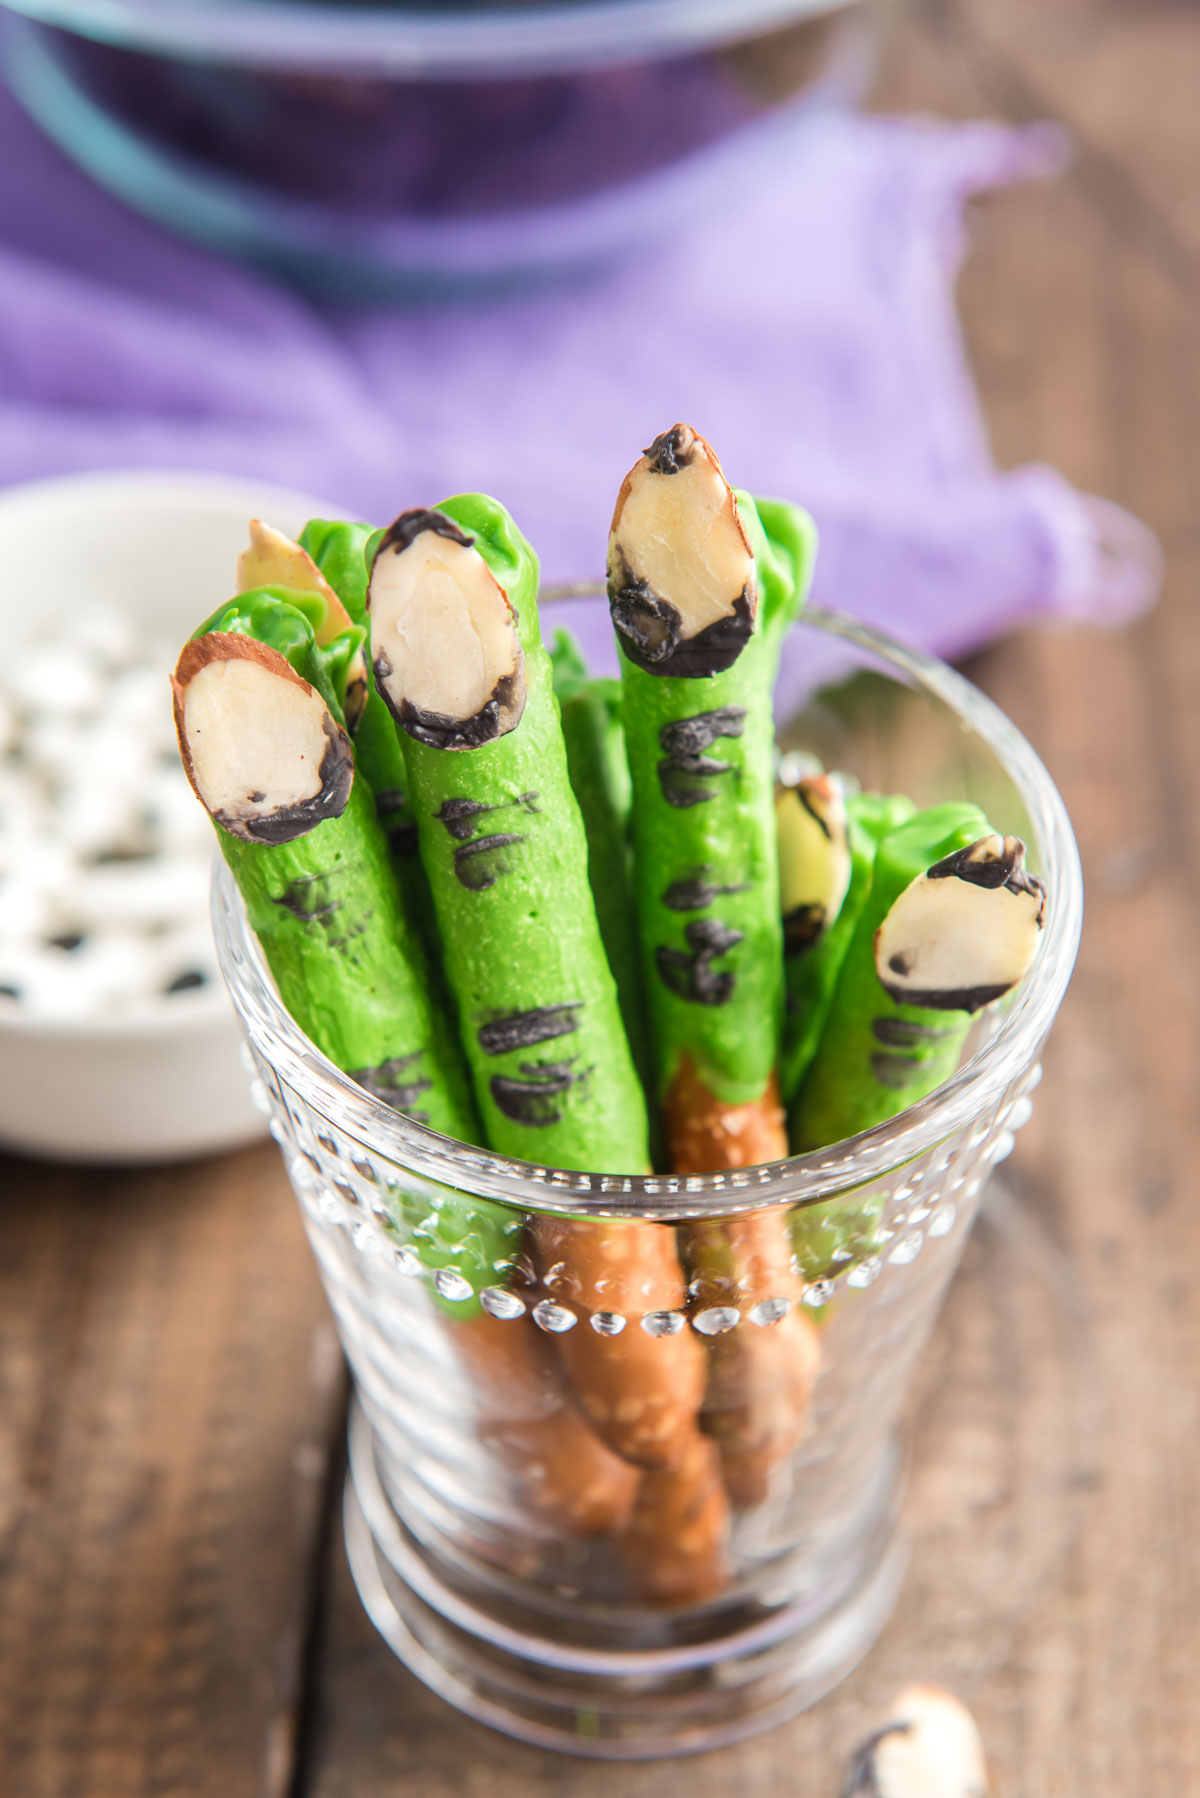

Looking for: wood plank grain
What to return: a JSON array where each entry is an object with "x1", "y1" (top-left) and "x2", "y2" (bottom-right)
[
  {"x1": 306, "y1": 6, "x2": 1200, "y2": 1794},
  {"x1": 0, "y1": 1144, "x2": 345, "y2": 1798},
  {"x1": 941, "y1": 0, "x2": 1200, "y2": 286}
]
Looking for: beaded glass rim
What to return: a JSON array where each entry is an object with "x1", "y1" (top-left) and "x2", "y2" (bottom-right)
[
  {"x1": 213, "y1": 606, "x2": 1083, "y2": 1218},
  {"x1": 0, "y1": 0, "x2": 860, "y2": 76}
]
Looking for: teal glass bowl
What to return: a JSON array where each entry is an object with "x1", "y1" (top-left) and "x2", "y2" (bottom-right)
[{"x1": 0, "y1": 0, "x2": 877, "y2": 297}]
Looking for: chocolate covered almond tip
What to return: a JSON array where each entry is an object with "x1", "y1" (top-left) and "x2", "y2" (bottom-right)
[
  {"x1": 777, "y1": 774, "x2": 853, "y2": 957},
  {"x1": 843, "y1": 1684, "x2": 988, "y2": 1798},
  {"x1": 607, "y1": 422, "x2": 756, "y2": 678},
  {"x1": 238, "y1": 519, "x2": 369, "y2": 728},
  {"x1": 873, "y1": 834, "x2": 1047, "y2": 1011},
  {"x1": 368, "y1": 509, "x2": 526, "y2": 750},
  {"x1": 172, "y1": 632, "x2": 354, "y2": 845}
]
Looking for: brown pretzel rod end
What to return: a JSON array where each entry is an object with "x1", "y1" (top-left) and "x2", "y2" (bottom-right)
[
  {"x1": 452, "y1": 1310, "x2": 639, "y2": 1538},
  {"x1": 619, "y1": 1429, "x2": 732, "y2": 1608},
  {"x1": 664, "y1": 1056, "x2": 787, "y2": 1177},
  {"x1": 532, "y1": 1216, "x2": 707, "y2": 1470}
]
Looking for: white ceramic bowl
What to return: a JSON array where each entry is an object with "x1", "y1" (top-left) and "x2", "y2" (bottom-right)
[{"x1": 0, "y1": 467, "x2": 337, "y2": 1163}]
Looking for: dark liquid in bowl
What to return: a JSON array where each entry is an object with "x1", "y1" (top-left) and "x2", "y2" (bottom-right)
[{"x1": 39, "y1": 12, "x2": 852, "y2": 218}]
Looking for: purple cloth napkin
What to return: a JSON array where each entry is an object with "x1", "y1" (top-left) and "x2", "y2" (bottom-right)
[{"x1": 0, "y1": 83, "x2": 1160, "y2": 667}]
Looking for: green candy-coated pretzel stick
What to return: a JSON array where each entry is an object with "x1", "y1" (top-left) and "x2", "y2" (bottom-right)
[
  {"x1": 368, "y1": 492, "x2": 651, "y2": 1176},
  {"x1": 780, "y1": 782, "x2": 917, "y2": 1108},
  {"x1": 173, "y1": 591, "x2": 478, "y2": 1146},
  {"x1": 367, "y1": 495, "x2": 722, "y2": 1550},
  {"x1": 783, "y1": 785, "x2": 917, "y2": 1286},
  {"x1": 790, "y1": 802, "x2": 1050, "y2": 1152},
  {"x1": 548, "y1": 628, "x2": 648, "y2": 1084},
  {"x1": 609, "y1": 426, "x2": 817, "y2": 1171},
  {"x1": 174, "y1": 592, "x2": 655, "y2": 1546},
  {"x1": 607, "y1": 424, "x2": 818, "y2": 1510}
]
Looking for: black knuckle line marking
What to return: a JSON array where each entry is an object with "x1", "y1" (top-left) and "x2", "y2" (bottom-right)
[
  {"x1": 435, "y1": 792, "x2": 540, "y2": 841},
  {"x1": 452, "y1": 832, "x2": 529, "y2": 891},
  {"x1": 655, "y1": 918, "x2": 744, "y2": 1006},
  {"x1": 478, "y1": 1002, "x2": 583, "y2": 1056},
  {"x1": 274, "y1": 871, "x2": 341, "y2": 923},
  {"x1": 660, "y1": 708, "x2": 746, "y2": 757},
  {"x1": 351, "y1": 1051, "x2": 434, "y2": 1114},
  {"x1": 870, "y1": 1052, "x2": 926, "y2": 1091},
  {"x1": 490, "y1": 1058, "x2": 589, "y2": 1127},
  {"x1": 662, "y1": 866, "x2": 752, "y2": 912},
  {"x1": 871, "y1": 1016, "x2": 955, "y2": 1047},
  {"x1": 656, "y1": 706, "x2": 746, "y2": 807},
  {"x1": 386, "y1": 823, "x2": 420, "y2": 858},
  {"x1": 374, "y1": 789, "x2": 420, "y2": 858}
]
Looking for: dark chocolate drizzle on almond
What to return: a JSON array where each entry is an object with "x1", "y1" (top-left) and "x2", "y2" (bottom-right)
[
  {"x1": 374, "y1": 507, "x2": 474, "y2": 559},
  {"x1": 343, "y1": 668, "x2": 369, "y2": 735},
  {"x1": 782, "y1": 902, "x2": 828, "y2": 957},
  {"x1": 797, "y1": 785, "x2": 834, "y2": 838},
  {"x1": 878, "y1": 979, "x2": 1013, "y2": 1014},
  {"x1": 214, "y1": 712, "x2": 353, "y2": 846},
  {"x1": 612, "y1": 572, "x2": 755, "y2": 679},
  {"x1": 644, "y1": 425, "x2": 696, "y2": 475},
  {"x1": 928, "y1": 835, "x2": 1047, "y2": 923},
  {"x1": 490, "y1": 1058, "x2": 588, "y2": 1127},
  {"x1": 478, "y1": 1002, "x2": 583, "y2": 1057},
  {"x1": 840, "y1": 1722, "x2": 913, "y2": 1797},
  {"x1": 377, "y1": 658, "x2": 525, "y2": 752},
  {"x1": 655, "y1": 918, "x2": 744, "y2": 1006}
]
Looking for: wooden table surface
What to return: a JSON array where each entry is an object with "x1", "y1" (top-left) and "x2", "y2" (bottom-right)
[{"x1": 4, "y1": 1, "x2": 1199, "y2": 1791}]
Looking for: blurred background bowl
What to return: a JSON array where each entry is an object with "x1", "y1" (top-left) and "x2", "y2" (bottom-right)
[
  {"x1": 0, "y1": 467, "x2": 332, "y2": 1164},
  {"x1": 0, "y1": 0, "x2": 879, "y2": 298}
]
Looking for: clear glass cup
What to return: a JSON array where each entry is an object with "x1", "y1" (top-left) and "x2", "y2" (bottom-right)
[{"x1": 213, "y1": 607, "x2": 1082, "y2": 1758}]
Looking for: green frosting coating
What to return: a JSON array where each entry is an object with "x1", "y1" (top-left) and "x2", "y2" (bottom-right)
[
  {"x1": 218, "y1": 775, "x2": 478, "y2": 1141},
  {"x1": 549, "y1": 629, "x2": 647, "y2": 1082},
  {"x1": 790, "y1": 801, "x2": 993, "y2": 1151},
  {"x1": 618, "y1": 495, "x2": 818, "y2": 1108},
  {"x1": 789, "y1": 1184, "x2": 888, "y2": 1287},
  {"x1": 847, "y1": 791, "x2": 922, "y2": 845},
  {"x1": 781, "y1": 790, "x2": 916, "y2": 1107},
  {"x1": 192, "y1": 586, "x2": 358, "y2": 724},
  {"x1": 191, "y1": 587, "x2": 476, "y2": 1123},
  {"x1": 298, "y1": 516, "x2": 372, "y2": 616},
  {"x1": 381, "y1": 493, "x2": 651, "y2": 1176},
  {"x1": 381, "y1": 1176, "x2": 527, "y2": 1302}
]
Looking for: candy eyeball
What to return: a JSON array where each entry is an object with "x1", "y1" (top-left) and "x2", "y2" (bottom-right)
[{"x1": 0, "y1": 615, "x2": 219, "y2": 1021}]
